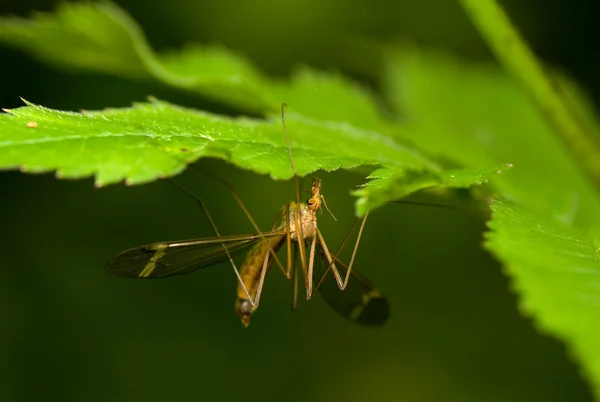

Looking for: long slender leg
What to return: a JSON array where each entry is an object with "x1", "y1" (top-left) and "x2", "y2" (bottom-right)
[
  {"x1": 312, "y1": 217, "x2": 356, "y2": 293},
  {"x1": 316, "y1": 229, "x2": 344, "y2": 289},
  {"x1": 167, "y1": 179, "x2": 254, "y2": 303},
  {"x1": 292, "y1": 245, "x2": 299, "y2": 310},
  {"x1": 252, "y1": 247, "x2": 272, "y2": 308},
  {"x1": 268, "y1": 207, "x2": 289, "y2": 278},
  {"x1": 306, "y1": 233, "x2": 317, "y2": 299},
  {"x1": 294, "y1": 206, "x2": 309, "y2": 291},
  {"x1": 281, "y1": 103, "x2": 302, "y2": 210},
  {"x1": 315, "y1": 212, "x2": 370, "y2": 291},
  {"x1": 188, "y1": 165, "x2": 286, "y2": 276},
  {"x1": 280, "y1": 104, "x2": 310, "y2": 288},
  {"x1": 310, "y1": 214, "x2": 360, "y2": 294},
  {"x1": 285, "y1": 203, "x2": 293, "y2": 279},
  {"x1": 339, "y1": 211, "x2": 369, "y2": 289}
]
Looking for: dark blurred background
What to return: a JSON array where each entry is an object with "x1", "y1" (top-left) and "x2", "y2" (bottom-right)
[{"x1": 0, "y1": 1, "x2": 597, "y2": 401}]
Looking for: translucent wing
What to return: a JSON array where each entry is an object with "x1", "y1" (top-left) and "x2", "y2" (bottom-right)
[
  {"x1": 316, "y1": 247, "x2": 390, "y2": 326},
  {"x1": 106, "y1": 232, "x2": 284, "y2": 279}
]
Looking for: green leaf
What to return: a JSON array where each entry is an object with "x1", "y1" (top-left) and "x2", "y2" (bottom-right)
[
  {"x1": 485, "y1": 199, "x2": 600, "y2": 396},
  {"x1": 459, "y1": 0, "x2": 600, "y2": 192},
  {"x1": 0, "y1": 99, "x2": 437, "y2": 188},
  {"x1": 0, "y1": 2, "x2": 402, "y2": 137},
  {"x1": 353, "y1": 164, "x2": 513, "y2": 215},
  {"x1": 0, "y1": 1, "x2": 397, "y2": 132},
  {"x1": 0, "y1": 3, "x2": 511, "y2": 213},
  {"x1": 384, "y1": 45, "x2": 600, "y2": 393},
  {"x1": 0, "y1": 2, "x2": 276, "y2": 113},
  {"x1": 383, "y1": 46, "x2": 600, "y2": 231}
]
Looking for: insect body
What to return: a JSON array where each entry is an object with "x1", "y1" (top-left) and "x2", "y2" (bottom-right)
[
  {"x1": 106, "y1": 104, "x2": 389, "y2": 326},
  {"x1": 235, "y1": 179, "x2": 323, "y2": 326}
]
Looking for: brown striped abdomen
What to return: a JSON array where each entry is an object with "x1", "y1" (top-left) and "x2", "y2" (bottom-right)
[{"x1": 235, "y1": 234, "x2": 285, "y2": 326}]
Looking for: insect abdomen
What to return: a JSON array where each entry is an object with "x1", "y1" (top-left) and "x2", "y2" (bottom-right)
[{"x1": 235, "y1": 235, "x2": 285, "y2": 326}]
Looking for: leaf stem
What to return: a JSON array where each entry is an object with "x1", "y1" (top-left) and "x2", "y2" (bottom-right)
[{"x1": 459, "y1": 0, "x2": 600, "y2": 194}]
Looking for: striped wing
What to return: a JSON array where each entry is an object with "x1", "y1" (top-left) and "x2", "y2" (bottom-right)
[{"x1": 106, "y1": 232, "x2": 283, "y2": 279}]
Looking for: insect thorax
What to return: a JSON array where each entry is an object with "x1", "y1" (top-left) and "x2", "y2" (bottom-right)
[{"x1": 282, "y1": 202, "x2": 317, "y2": 241}]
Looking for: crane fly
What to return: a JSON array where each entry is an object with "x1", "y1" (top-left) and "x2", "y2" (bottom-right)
[{"x1": 106, "y1": 104, "x2": 389, "y2": 326}]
